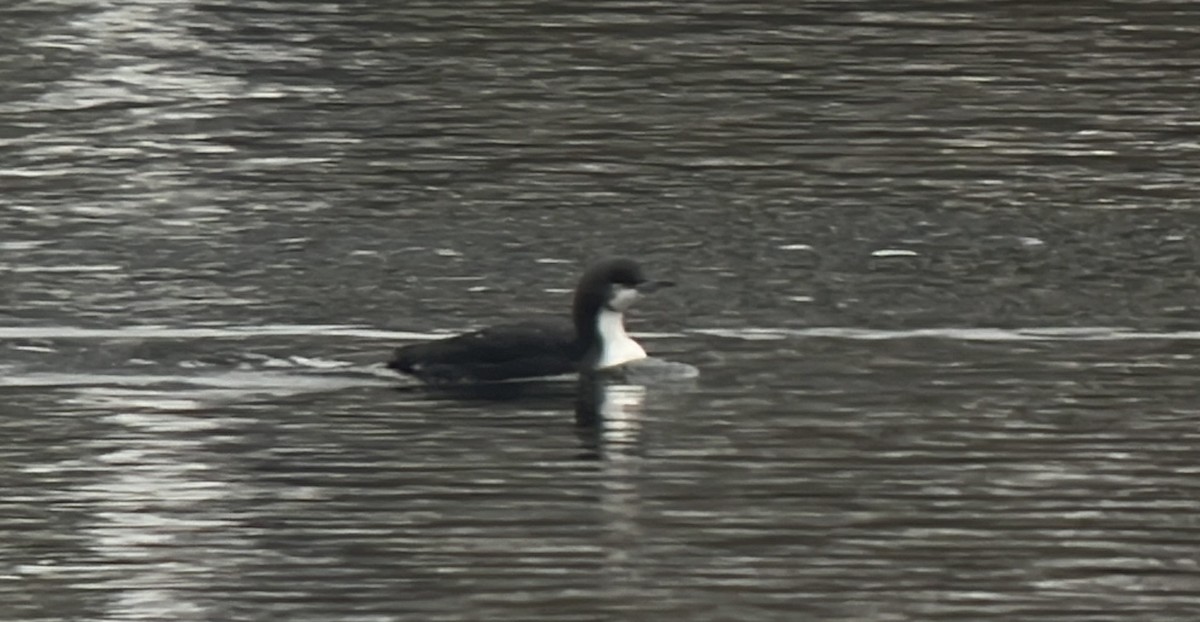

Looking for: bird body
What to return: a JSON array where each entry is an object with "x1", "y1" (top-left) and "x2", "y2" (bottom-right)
[{"x1": 387, "y1": 258, "x2": 671, "y2": 385}]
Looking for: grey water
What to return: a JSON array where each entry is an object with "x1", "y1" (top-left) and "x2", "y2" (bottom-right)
[{"x1": 4, "y1": 0, "x2": 1200, "y2": 620}]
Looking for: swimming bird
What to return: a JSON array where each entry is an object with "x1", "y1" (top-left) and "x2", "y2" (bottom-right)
[{"x1": 387, "y1": 258, "x2": 673, "y2": 385}]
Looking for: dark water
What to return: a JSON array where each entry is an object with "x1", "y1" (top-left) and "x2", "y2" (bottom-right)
[{"x1": 4, "y1": 1, "x2": 1200, "y2": 619}]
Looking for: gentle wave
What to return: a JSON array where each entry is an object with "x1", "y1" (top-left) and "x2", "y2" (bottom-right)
[
  {"x1": 0, "y1": 369, "x2": 393, "y2": 390},
  {"x1": 4, "y1": 324, "x2": 1200, "y2": 342},
  {"x1": 0, "y1": 325, "x2": 430, "y2": 340},
  {"x1": 691, "y1": 327, "x2": 1200, "y2": 342},
  {"x1": 0, "y1": 325, "x2": 688, "y2": 341}
]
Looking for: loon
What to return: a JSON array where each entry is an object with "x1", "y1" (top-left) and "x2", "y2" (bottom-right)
[{"x1": 387, "y1": 258, "x2": 675, "y2": 385}]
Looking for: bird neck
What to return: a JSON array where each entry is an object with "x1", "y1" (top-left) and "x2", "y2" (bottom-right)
[{"x1": 593, "y1": 307, "x2": 647, "y2": 369}]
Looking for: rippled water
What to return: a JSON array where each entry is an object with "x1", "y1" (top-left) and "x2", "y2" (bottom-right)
[{"x1": 4, "y1": 0, "x2": 1200, "y2": 620}]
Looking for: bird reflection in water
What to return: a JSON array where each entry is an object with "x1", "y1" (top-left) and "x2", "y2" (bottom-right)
[{"x1": 574, "y1": 370, "x2": 651, "y2": 595}]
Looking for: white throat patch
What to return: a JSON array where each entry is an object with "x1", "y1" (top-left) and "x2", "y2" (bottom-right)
[
  {"x1": 595, "y1": 307, "x2": 647, "y2": 369},
  {"x1": 606, "y1": 285, "x2": 641, "y2": 312}
]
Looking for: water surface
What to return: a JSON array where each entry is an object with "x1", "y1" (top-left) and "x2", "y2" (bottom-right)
[{"x1": 4, "y1": 0, "x2": 1200, "y2": 620}]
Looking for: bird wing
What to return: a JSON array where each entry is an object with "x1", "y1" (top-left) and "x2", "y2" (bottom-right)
[{"x1": 387, "y1": 320, "x2": 580, "y2": 384}]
